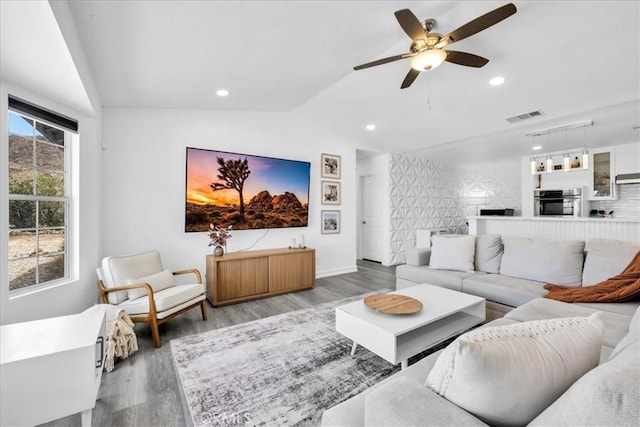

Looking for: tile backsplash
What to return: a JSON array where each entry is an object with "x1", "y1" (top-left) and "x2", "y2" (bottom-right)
[{"x1": 590, "y1": 185, "x2": 640, "y2": 220}]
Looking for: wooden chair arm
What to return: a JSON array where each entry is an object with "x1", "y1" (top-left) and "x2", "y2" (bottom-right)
[
  {"x1": 101, "y1": 282, "x2": 154, "y2": 294},
  {"x1": 173, "y1": 268, "x2": 202, "y2": 284},
  {"x1": 96, "y1": 279, "x2": 156, "y2": 311}
]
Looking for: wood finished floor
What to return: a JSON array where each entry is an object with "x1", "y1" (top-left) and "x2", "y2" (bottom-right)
[{"x1": 41, "y1": 260, "x2": 395, "y2": 427}]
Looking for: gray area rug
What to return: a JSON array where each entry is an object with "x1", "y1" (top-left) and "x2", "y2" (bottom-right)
[{"x1": 171, "y1": 293, "x2": 449, "y2": 427}]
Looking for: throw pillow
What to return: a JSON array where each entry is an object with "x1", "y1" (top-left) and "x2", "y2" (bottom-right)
[
  {"x1": 425, "y1": 313, "x2": 605, "y2": 426},
  {"x1": 499, "y1": 237, "x2": 585, "y2": 285},
  {"x1": 474, "y1": 234, "x2": 503, "y2": 273},
  {"x1": 582, "y1": 239, "x2": 640, "y2": 285},
  {"x1": 126, "y1": 269, "x2": 176, "y2": 300},
  {"x1": 429, "y1": 235, "x2": 476, "y2": 272}
]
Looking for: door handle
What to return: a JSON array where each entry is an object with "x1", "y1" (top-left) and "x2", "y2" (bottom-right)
[{"x1": 362, "y1": 221, "x2": 366, "y2": 224}]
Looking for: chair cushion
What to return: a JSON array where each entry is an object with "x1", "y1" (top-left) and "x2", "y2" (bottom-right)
[
  {"x1": 118, "y1": 283, "x2": 205, "y2": 316},
  {"x1": 101, "y1": 251, "x2": 164, "y2": 304},
  {"x1": 425, "y1": 313, "x2": 604, "y2": 426},
  {"x1": 126, "y1": 269, "x2": 176, "y2": 300},
  {"x1": 499, "y1": 238, "x2": 585, "y2": 285},
  {"x1": 429, "y1": 235, "x2": 476, "y2": 272},
  {"x1": 474, "y1": 234, "x2": 503, "y2": 274},
  {"x1": 582, "y1": 239, "x2": 640, "y2": 285}
]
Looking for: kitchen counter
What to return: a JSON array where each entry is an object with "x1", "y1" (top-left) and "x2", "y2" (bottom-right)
[
  {"x1": 468, "y1": 216, "x2": 640, "y2": 223},
  {"x1": 468, "y1": 216, "x2": 640, "y2": 242}
]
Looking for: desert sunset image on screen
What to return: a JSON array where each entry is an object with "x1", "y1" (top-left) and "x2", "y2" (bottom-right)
[{"x1": 185, "y1": 147, "x2": 310, "y2": 231}]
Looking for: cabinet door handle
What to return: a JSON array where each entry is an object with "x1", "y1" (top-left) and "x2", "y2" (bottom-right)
[{"x1": 96, "y1": 336, "x2": 104, "y2": 369}]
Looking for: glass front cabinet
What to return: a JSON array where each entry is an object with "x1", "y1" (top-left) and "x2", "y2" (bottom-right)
[{"x1": 589, "y1": 149, "x2": 617, "y2": 200}]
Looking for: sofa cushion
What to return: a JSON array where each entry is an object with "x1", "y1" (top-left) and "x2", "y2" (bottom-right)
[
  {"x1": 529, "y1": 340, "x2": 640, "y2": 427},
  {"x1": 474, "y1": 234, "x2": 503, "y2": 274},
  {"x1": 505, "y1": 297, "x2": 634, "y2": 350},
  {"x1": 321, "y1": 349, "x2": 444, "y2": 427},
  {"x1": 425, "y1": 313, "x2": 604, "y2": 427},
  {"x1": 462, "y1": 274, "x2": 548, "y2": 307},
  {"x1": 429, "y1": 235, "x2": 476, "y2": 272},
  {"x1": 582, "y1": 239, "x2": 640, "y2": 285},
  {"x1": 499, "y1": 238, "x2": 585, "y2": 285},
  {"x1": 396, "y1": 264, "x2": 486, "y2": 292},
  {"x1": 609, "y1": 305, "x2": 640, "y2": 360},
  {"x1": 126, "y1": 269, "x2": 176, "y2": 300},
  {"x1": 364, "y1": 377, "x2": 488, "y2": 427}
]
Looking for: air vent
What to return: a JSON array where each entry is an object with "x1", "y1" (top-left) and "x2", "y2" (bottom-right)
[{"x1": 506, "y1": 110, "x2": 544, "y2": 123}]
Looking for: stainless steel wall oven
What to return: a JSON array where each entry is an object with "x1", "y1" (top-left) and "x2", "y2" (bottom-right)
[{"x1": 534, "y1": 188, "x2": 584, "y2": 217}]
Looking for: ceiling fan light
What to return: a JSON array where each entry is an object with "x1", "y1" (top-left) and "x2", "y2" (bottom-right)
[{"x1": 410, "y1": 49, "x2": 447, "y2": 71}]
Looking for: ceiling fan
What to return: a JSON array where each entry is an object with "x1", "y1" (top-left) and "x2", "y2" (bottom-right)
[{"x1": 353, "y1": 3, "x2": 517, "y2": 89}]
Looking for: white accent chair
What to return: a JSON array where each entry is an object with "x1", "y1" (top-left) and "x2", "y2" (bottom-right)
[{"x1": 96, "y1": 250, "x2": 208, "y2": 348}]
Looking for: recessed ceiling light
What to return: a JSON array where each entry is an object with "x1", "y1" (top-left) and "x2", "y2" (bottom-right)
[
  {"x1": 532, "y1": 145, "x2": 542, "y2": 150},
  {"x1": 489, "y1": 76, "x2": 506, "y2": 86},
  {"x1": 216, "y1": 89, "x2": 229, "y2": 97},
  {"x1": 366, "y1": 124, "x2": 376, "y2": 131}
]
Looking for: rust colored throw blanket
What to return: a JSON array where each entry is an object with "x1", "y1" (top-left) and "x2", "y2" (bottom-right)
[{"x1": 544, "y1": 251, "x2": 640, "y2": 303}]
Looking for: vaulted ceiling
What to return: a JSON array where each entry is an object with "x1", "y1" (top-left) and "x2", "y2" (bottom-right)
[{"x1": 2, "y1": 1, "x2": 639, "y2": 163}]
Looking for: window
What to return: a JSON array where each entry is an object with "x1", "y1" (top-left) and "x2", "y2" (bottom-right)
[{"x1": 7, "y1": 97, "x2": 77, "y2": 291}]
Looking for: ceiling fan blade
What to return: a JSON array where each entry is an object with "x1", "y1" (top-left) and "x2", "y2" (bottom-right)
[
  {"x1": 436, "y1": 3, "x2": 517, "y2": 48},
  {"x1": 354, "y1": 54, "x2": 410, "y2": 70},
  {"x1": 445, "y1": 50, "x2": 489, "y2": 68},
  {"x1": 394, "y1": 9, "x2": 428, "y2": 42},
  {"x1": 401, "y1": 68, "x2": 420, "y2": 89}
]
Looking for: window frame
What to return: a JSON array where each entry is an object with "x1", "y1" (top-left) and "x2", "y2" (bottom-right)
[{"x1": 7, "y1": 98, "x2": 75, "y2": 294}]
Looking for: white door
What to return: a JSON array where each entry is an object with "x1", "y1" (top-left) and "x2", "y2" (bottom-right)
[{"x1": 361, "y1": 174, "x2": 383, "y2": 262}]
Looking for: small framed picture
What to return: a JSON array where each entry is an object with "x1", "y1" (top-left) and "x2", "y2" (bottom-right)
[
  {"x1": 321, "y1": 210, "x2": 340, "y2": 234},
  {"x1": 321, "y1": 181, "x2": 340, "y2": 205},
  {"x1": 321, "y1": 153, "x2": 341, "y2": 179}
]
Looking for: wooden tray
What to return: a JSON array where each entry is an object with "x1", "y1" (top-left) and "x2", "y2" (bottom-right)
[{"x1": 364, "y1": 294, "x2": 423, "y2": 314}]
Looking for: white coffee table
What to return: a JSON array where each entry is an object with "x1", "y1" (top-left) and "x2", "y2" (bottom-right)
[{"x1": 335, "y1": 284, "x2": 485, "y2": 369}]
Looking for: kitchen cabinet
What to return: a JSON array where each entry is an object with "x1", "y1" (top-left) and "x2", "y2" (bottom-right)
[{"x1": 588, "y1": 149, "x2": 617, "y2": 200}]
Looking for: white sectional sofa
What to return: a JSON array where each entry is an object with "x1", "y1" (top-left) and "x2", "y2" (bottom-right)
[
  {"x1": 396, "y1": 236, "x2": 640, "y2": 320},
  {"x1": 322, "y1": 237, "x2": 640, "y2": 426}
]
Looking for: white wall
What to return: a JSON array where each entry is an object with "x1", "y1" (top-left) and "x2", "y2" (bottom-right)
[
  {"x1": 458, "y1": 160, "x2": 522, "y2": 217},
  {"x1": 101, "y1": 108, "x2": 358, "y2": 279},
  {"x1": 0, "y1": 81, "x2": 102, "y2": 324}
]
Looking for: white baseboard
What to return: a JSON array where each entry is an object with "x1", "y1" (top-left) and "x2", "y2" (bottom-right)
[{"x1": 316, "y1": 265, "x2": 358, "y2": 279}]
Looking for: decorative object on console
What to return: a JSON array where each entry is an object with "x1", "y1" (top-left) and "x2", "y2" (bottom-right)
[
  {"x1": 185, "y1": 147, "x2": 310, "y2": 232},
  {"x1": 321, "y1": 153, "x2": 341, "y2": 179},
  {"x1": 208, "y1": 223, "x2": 232, "y2": 256},
  {"x1": 321, "y1": 210, "x2": 340, "y2": 234},
  {"x1": 321, "y1": 180, "x2": 341, "y2": 205}
]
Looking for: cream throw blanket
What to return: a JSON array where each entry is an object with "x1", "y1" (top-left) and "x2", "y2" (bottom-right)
[{"x1": 99, "y1": 304, "x2": 139, "y2": 372}]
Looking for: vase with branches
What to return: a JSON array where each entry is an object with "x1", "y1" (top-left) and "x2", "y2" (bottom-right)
[{"x1": 208, "y1": 224, "x2": 232, "y2": 256}]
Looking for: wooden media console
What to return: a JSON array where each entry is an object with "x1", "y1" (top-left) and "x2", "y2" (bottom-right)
[{"x1": 206, "y1": 248, "x2": 316, "y2": 306}]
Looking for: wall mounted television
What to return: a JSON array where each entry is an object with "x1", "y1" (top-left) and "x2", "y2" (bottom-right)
[{"x1": 185, "y1": 147, "x2": 310, "y2": 232}]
